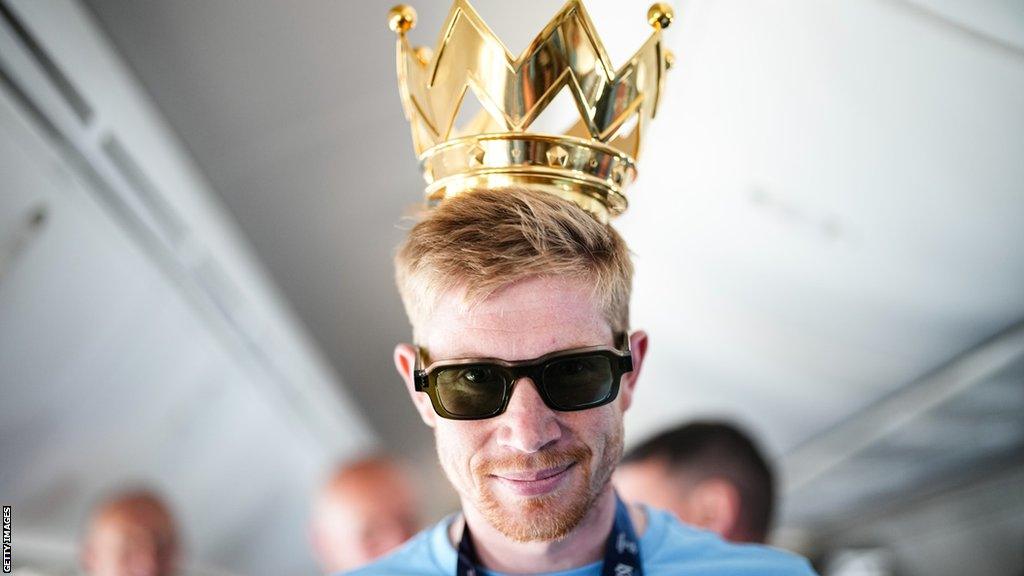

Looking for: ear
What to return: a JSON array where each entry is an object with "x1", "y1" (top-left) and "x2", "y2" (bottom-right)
[
  {"x1": 690, "y1": 478, "x2": 741, "y2": 540},
  {"x1": 395, "y1": 343, "x2": 437, "y2": 428},
  {"x1": 617, "y1": 330, "x2": 648, "y2": 412}
]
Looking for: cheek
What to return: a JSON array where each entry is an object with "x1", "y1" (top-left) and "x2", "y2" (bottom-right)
[
  {"x1": 435, "y1": 422, "x2": 489, "y2": 485},
  {"x1": 562, "y1": 408, "x2": 623, "y2": 464}
]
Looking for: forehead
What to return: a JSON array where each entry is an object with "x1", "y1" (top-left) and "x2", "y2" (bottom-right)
[{"x1": 424, "y1": 276, "x2": 612, "y2": 360}]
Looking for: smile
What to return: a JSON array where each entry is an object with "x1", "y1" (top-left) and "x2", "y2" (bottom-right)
[{"x1": 490, "y1": 463, "x2": 575, "y2": 497}]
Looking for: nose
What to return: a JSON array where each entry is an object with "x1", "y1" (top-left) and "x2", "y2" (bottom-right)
[{"x1": 496, "y1": 377, "x2": 562, "y2": 453}]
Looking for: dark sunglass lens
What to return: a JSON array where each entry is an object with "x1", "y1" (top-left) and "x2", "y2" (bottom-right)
[
  {"x1": 542, "y1": 355, "x2": 614, "y2": 409},
  {"x1": 435, "y1": 365, "x2": 507, "y2": 417}
]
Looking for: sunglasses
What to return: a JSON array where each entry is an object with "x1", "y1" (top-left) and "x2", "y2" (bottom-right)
[{"x1": 413, "y1": 334, "x2": 634, "y2": 420}]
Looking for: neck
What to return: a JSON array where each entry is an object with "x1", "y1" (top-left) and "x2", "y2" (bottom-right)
[{"x1": 452, "y1": 486, "x2": 618, "y2": 574}]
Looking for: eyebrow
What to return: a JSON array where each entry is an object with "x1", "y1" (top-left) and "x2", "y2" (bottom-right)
[{"x1": 421, "y1": 336, "x2": 622, "y2": 364}]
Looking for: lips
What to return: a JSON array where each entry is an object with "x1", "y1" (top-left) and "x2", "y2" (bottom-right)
[{"x1": 490, "y1": 463, "x2": 575, "y2": 496}]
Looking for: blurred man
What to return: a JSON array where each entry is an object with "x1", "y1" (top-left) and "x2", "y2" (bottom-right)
[
  {"x1": 615, "y1": 421, "x2": 775, "y2": 543},
  {"x1": 80, "y1": 490, "x2": 179, "y2": 576},
  {"x1": 310, "y1": 455, "x2": 421, "y2": 573}
]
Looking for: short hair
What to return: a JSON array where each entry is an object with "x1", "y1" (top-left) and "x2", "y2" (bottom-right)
[
  {"x1": 621, "y1": 421, "x2": 775, "y2": 542},
  {"x1": 86, "y1": 489, "x2": 177, "y2": 533},
  {"x1": 394, "y1": 188, "x2": 633, "y2": 340}
]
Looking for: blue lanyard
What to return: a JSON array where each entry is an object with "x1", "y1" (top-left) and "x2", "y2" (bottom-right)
[{"x1": 456, "y1": 494, "x2": 643, "y2": 576}]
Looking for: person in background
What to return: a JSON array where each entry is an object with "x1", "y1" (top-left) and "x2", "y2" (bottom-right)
[
  {"x1": 615, "y1": 421, "x2": 776, "y2": 543},
  {"x1": 80, "y1": 489, "x2": 179, "y2": 576},
  {"x1": 310, "y1": 455, "x2": 422, "y2": 573}
]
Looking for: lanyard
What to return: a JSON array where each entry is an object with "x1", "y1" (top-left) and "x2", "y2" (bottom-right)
[{"x1": 456, "y1": 494, "x2": 643, "y2": 576}]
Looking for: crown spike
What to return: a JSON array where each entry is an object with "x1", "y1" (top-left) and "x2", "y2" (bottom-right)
[
  {"x1": 647, "y1": 3, "x2": 675, "y2": 30},
  {"x1": 387, "y1": 5, "x2": 417, "y2": 34}
]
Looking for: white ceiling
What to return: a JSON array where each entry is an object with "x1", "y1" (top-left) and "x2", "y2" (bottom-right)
[
  {"x1": 619, "y1": 0, "x2": 1024, "y2": 452},
  {"x1": 0, "y1": 85, "x2": 339, "y2": 575}
]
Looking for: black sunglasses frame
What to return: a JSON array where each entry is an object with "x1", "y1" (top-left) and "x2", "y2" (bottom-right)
[{"x1": 413, "y1": 334, "x2": 634, "y2": 420}]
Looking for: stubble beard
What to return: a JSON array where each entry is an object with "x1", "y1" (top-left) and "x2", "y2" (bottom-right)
[{"x1": 463, "y1": 424, "x2": 624, "y2": 543}]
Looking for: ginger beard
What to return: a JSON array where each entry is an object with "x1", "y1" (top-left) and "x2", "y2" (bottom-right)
[{"x1": 450, "y1": 420, "x2": 624, "y2": 543}]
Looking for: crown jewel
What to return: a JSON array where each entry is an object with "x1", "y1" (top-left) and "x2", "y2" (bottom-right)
[{"x1": 388, "y1": 0, "x2": 674, "y2": 221}]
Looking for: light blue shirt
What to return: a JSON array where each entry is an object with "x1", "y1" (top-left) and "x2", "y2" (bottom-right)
[{"x1": 344, "y1": 506, "x2": 817, "y2": 575}]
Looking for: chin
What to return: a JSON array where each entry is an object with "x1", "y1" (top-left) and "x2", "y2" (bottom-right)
[{"x1": 479, "y1": 472, "x2": 598, "y2": 542}]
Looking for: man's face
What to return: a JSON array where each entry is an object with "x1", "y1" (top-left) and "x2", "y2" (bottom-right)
[
  {"x1": 614, "y1": 460, "x2": 687, "y2": 520},
  {"x1": 615, "y1": 461, "x2": 744, "y2": 541},
  {"x1": 83, "y1": 514, "x2": 176, "y2": 576},
  {"x1": 312, "y1": 465, "x2": 420, "y2": 572},
  {"x1": 398, "y1": 276, "x2": 643, "y2": 542}
]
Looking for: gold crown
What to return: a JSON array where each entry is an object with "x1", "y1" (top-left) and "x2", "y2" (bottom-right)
[{"x1": 387, "y1": 0, "x2": 674, "y2": 222}]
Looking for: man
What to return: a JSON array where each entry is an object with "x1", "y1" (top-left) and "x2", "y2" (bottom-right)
[
  {"x1": 310, "y1": 455, "x2": 422, "y2": 572},
  {"x1": 80, "y1": 490, "x2": 179, "y2": 576},
  {"x1": 364, "y1": 1, "x2": 817, "y2": 572},
  {"x1": 615, "y1": 421, "x2": 776, "y2": 543},
  {"x1": 346, "y1": 188, "x2": 815, "y2": 574}
]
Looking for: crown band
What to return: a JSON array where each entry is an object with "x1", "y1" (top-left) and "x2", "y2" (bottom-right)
[{"x1": 421, "y1": 134, "x2": 634, "y2": 221}]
